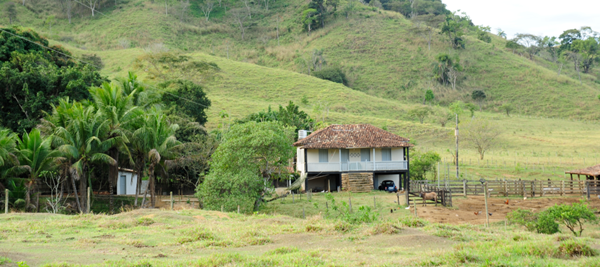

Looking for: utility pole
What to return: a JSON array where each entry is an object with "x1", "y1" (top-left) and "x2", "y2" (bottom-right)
[{"x1": 455, "y1": 114, "x2": 459, "y2": 179}]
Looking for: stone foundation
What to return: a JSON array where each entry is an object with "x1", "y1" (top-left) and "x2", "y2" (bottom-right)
[{"x1": 341, "y1": 172, "x2": 373, "y2": 193}]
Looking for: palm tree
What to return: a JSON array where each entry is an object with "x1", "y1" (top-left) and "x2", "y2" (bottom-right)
[
  {"x1": 135, "y1": 108, "x2": 181, "y2": 207},
  {"x1": 53, "y1": 103, "x2": 116, "y2": 213},
  {"x1": 0, "y1": 129, "x2": 18, "y2": 169},
  {"x1": 89, "y1": 82, "x2": 141, "y2": 212},
  {"x1": 16, "y1": 129, "x2": 61, "y2": 210}
]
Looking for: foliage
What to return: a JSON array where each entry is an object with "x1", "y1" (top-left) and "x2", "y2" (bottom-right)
[
  {"x1": 0, "y1": 28, "x2": 106, "y2": 133},
  {"x1": 236, "y1": 101, "x2": 314, "y2": 133},
  {"x1": 433, "y1": 108, "x2": 451, "y2": 127},
  {"x1": 477, "y1": 26, "x2": 491, "y2": 43},
  {"x1": 464, "y1": 103, "x2": 477, "y2": 117},
  {"x1": 408, "y1": 106, "x2": 431, "y2": 124},
  {"x1": 197, "y1": 121, "x2": 295, "y2": 212},
  {"x1": 500, "y1": 103, "x2": 514, "y2": 117},
  {"x1": 311, "y1": 67, "x2": 348, "y2": 86},
  {"x1": 424, "y1": 90, "x2": 434, "y2": 104},
  {"x1": 383, "y1": 0, "x2": 448, "y2": 18},
  {"x1": 546, "y1": 200, "x2": 599, "y2": 237},
  {"x1": 432, "y1": 53, "x2": 462, "y2": 87},
  {"x1": 410, "y1": 150, "x2": 441, "y2": 180},
  {"x1": 462, "y1": 118, "x2": 501, "y2": 160},
  {"x1": 323, "y1": 193, "x2": 378, "y2": 224},
  {"x1": 160, "y1": 80, "x2": 211, "y2": 125},
  {"x1": 81, "y1": 54, "x2": 104, "y2": 70},
  {"x1": 471, "y1": 90, "x2": 486, "y2": 111},
  {"x1": 558, "y1": 240, "x2": 597, "y2": 257},
  {"x1": 440, "y1": 12, "x2": 470, "y2": 49},
  {"x1": 507, "y1": 209, "x2": 560, "y2": 235}
]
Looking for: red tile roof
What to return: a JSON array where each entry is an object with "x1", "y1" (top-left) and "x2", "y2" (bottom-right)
[{"x1": 293, "y1": 124, "x2": 413, "y2": 149}]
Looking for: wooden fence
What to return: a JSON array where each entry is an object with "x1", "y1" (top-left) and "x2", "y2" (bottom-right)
[
  {"x1": 410, "y1": 179, "x2": 600, "y2": 199},
  {"x1": 407, "y1": 182, "x2": 453, "y2": 207}
]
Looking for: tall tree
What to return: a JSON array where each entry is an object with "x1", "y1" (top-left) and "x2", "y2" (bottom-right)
[
  {"x1": 197, "y1": 121, "x2": 295, "y2": 212},
  {"x1": 16, "y1": 129, "x2": 61, "y2": 210},
  {"x1": 160, "y1": 80, "x2": 211, "y2": 125},
  {"x1": 462, "y1": 118, "x2": 501, "y2": 160},
  {"x1": 89, "y1": 82, "x2": 141, "y2": 212},
  {"x1": 54, "y1": 103, "x2": 116, "y2": 213},
  {"x1": 471, "y1": 90, "x2": 486, "y2": 111},
  {"x1": 571, "y1": 38, "x2": 599, "y2": 74},
  {"x1": 515, "y1": 33, "x2": 542, "y2": 60}
]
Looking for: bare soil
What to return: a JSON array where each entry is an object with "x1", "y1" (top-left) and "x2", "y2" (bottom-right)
[{"x1": 413, "y1": 195, "x2": 600, "y2": 225}]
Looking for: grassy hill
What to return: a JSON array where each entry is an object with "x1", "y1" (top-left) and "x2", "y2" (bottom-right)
[
  {"x1": 3, "y1": 0, "x2": 600, "y2": 120},
  {"x1": 3, "y1": 0, "x2": 600, "y2": 182}
]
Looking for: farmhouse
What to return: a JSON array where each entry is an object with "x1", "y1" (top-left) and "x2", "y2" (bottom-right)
[{"x1": 293, "y1": 124, "x2": 413, "y2": 193}]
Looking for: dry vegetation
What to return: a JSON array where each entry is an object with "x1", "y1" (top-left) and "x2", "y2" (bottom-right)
[{"x1": 0, "y1": 192, "x2": 599, "y2": 266}]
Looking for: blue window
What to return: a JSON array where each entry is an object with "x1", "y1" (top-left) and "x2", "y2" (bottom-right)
[{"x1": 361, "y1": 149, "x2": 371, "y2": 162}]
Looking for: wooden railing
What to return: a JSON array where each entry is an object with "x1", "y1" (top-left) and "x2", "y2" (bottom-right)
[{"x1": 410, "y1": 179, "x2": 600, "y2": 199}]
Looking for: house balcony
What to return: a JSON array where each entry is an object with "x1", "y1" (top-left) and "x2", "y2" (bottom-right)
[{"x1": 306, "y1": 161, "x2": 408, "y2": 172}]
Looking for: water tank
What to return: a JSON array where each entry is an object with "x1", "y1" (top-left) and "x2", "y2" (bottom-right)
[{"x1": 298, "y1": 130, "x2": 308, "y2": 140}]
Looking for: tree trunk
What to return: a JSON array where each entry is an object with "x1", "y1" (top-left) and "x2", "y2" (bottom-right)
[
  {"x1": 134, "y1": 157, "x2": 144, "y2": 207},
  {"x1": 557, "y1": 62, "x2": 563, "y2": 76},
  {"x1": 71, "y1": 171, "x2": 82, "y2": 212},
  {"x1": 108, "y1": 149, "x2": 119, "y2": 213}
]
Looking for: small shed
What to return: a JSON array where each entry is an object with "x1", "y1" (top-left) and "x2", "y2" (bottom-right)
[
  {"x1": 565, "y1": 165, "x2": 600, "y2": 180},
  {"x1": 117, "y1": 168, "x2": 148, "y2": 195}
]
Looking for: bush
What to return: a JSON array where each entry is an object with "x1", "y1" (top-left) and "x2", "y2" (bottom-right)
[
  {"x1": 399, "y1": 216, "x2": 427, "y2": 228},
  {"x1": 558, "y1": 240, "x2": 597, "y2": 257},
  {"x1": 312, "y1": 67, "x2": 348, "y2": 86},
  {"x1": 507, "y1": 209, "x2": 559, "y2": 234}
]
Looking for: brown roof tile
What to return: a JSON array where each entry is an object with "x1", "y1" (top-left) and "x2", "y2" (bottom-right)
[{"x1": 293, "y1": 124, "x2": 413, "y2": 149}]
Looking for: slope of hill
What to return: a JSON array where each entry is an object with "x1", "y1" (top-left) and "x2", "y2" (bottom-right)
[{"x1": 2, "y1": 0, "x2": 600, "y2": 120}]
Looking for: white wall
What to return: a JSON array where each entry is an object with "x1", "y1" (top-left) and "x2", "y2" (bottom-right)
[
  {"x1": 391, "y1": 148, "x2": 404, "y2": 161},
  {"x1": 117, "y1": 171, "x2": 148, "y2": 195},
  {"x1": 349, "y1": 149, "x2": 361, "y2": 162},
  {"x1": 374, "y1": 174, "x2": 400, "y2": 190},
  {"x1": 307, "y1": 149, "x2": 319, "y2": 163},
  {"x1": 296, "y1": 148, "x2": 305, "y2": 173}
]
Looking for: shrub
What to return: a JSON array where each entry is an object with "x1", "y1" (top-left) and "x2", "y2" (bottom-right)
[
  {"x1": 507, "y1": 209, "x2": 559, "y2": 234},
  {"x1": 547, "y1": 200, "x2": 599, "y2": 237},
  {"x1": 178, "y1": 228, "x2": 216, "y2": 244},
  {"x1": 334, "y1": 221, "x2": 352, "y2": 233},
  {"x1": 536, "y1": 211, "x2": 559, "y2": 235},
  {"x1": 558, "y1": 240, "x2": 597, "y2": 257},
  {"x1": 399, "y1": 216, "x2": 427, "y2": 228},
  {"x1": 370, "y1": 222, "x2": 401, "y2": 235},
  {"x1": 134, "y1": 218, "x2": 155, "y2": 226},
  {"x1": 311, "y1": 67, "x2": 348, "y2": 86}
]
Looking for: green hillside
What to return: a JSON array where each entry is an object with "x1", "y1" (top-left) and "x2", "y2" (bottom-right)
[{"x1": 2, "y1": 0, "x2": 600, "y2": 120}]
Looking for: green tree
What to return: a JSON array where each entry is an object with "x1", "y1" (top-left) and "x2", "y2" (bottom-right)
[
  {"x1": 89, "y1": 82, "x2": 141, "y2": 212},
  {"x1": 197, "y1": 121, "x2": 295, "y2": 212},
  {"x1": 500, "y1": 103, "x2": 513, "y2": 117},
  {"x1": 302, "y1": 8, "x2": 319, "y2": 34},
  {"x1": 408, "y1": 106, "x2": 431, "y2": 124},
  {"x1": 411, "y1": 151, "x2": 441, "y2": 180},
  {"x1": 571, "y1": 38, "x2": 599, "y2": 74},
  {"x1": 515, "y1": 33, "x2": 542, "y2": 60},
  {"x1": 464, "y1": 103, "x2": 477, "y2": 117},
  {"x1": 312, "y1": 67, "x2": 348, "y2": 85},
  {"x1": 0, "y1": 129, "x2": 18, "y2": 169},
  {"x1": 0, "y1": 28, "x2": 106, "y2": 133},
  {"x1": 505, "y1": 39, "x2": 522, "y2": 54},
  {"x1": 449, "y1": 101, "x2": 464, "y2": 119},
  {"x1": 477, "y1": 26, "x2": 491, "y2": 43},
  {"x1": 16, "y1": 129, "x2": 61, "y2": 210},
  {"x1": 496, "y1": 28, "x2": 507, "y2": 39},
  {"x1": 160, "y1": 80, "x2": 211, "y2": 125},
  {"x1": 140, "y1": 108, "x2": 181, "y2": 208},
  {"x1": 424, "y1": 90, "x2": 434, "y2": 105},
  {"x1": 547, "y1": 201, "x2": 599, "y2": 237},
  {"x1": 4, "y1": 2, "x2": 17, "y2": 24},
  {"x1": 440, "y1": 12, "x2": 469, "y2": 49},
  {"x1": 432, "y1": 53, "x2": 461, "y2": 88},
  {"x1": 433, "y1": 108, "x2": 451, "y2": 127},
  {"x1": 237, "y1": 101, "x2": 315, "y2": 133},
  {"x1": 471, "y1": 90, "x2": 486, "y2": 111},
  {"x1": 53, "y1": 103, "x2": 116, "y2": 213}
]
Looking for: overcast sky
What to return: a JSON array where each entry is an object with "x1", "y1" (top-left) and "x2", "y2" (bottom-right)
[{"x1": 442, "y1": 0, "x2": 599, "y2": 39}]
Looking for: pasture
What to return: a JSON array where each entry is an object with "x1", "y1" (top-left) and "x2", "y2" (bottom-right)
[{"x1": 1, "y1": 192, "x2": 599, "y2": 266}]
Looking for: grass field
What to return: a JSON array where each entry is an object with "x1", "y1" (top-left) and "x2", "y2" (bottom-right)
[{"x1": 1, "y1": 192, "x2": 599, "y2": 266}]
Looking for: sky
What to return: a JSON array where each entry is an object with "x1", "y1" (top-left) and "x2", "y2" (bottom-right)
[{"x1": 442, "y1": 0, "x2": 600, "y2": 39}]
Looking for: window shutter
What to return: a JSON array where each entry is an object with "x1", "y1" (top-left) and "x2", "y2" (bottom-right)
[
  {"x1": 382, "y1": 148, "x2": 391, "y2": 161},
  {"x1": 361, "y1": 149, "x2": 371, "y2": 162},
  {"x1": 319, "y1": 149, "x2": 329, "y2": 163}
]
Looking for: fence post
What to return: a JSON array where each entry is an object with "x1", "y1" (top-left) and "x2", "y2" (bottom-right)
[
  {"x1": 237, "y1": 205, "x2": 240, "y2": 214},
  {"x1": 504, "y1": 181, "x2": 508, "y2": 197},
  {"x1": 396, "y1": 193, "x2": 400, "y2": 206},
  {"x1": 170, "y1": 192, "x2": 173, "y2": 210},
  {"x1": 561, "y1": 181, "x2": 565, "y2": 196},
  {"x1": 463, "y1": 180, "x2": 467, "y2": 197},
  {"x1": 349, "y1": 197, "x2": 352, "y2": 213},
  {"x1": 87, "y1": 187, "x2": 91, "y2": 213},
  {"x1": 302, "y1": 206, "x2": 305, "y2": 219},
  {"x1": 521, "y1": 181, "x2": 525, "y2": 197},
  {"x1": 292, "y1": 192, "x2": 294, "y2": 203},
  {"x1": 373, "y1": 196, "x2": 376, "y2": 209},
  {"x1": 413, "y1": 200, "x2": 418, "y2": 217},
  {"x1": 4, "y1": 189, "x2": 8, "y2": 214},
  {"x1": 484, "y1": 182, "x2": 489, "y2": 227},
  {"x1": 586, "y1": 181, "x2": 590, "y2": 200}
]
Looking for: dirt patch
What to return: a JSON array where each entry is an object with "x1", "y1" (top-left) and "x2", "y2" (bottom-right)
[{"x1": 413, "y1": 196, "x2": 600, "y2": 225}]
